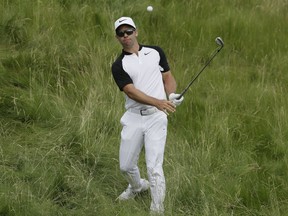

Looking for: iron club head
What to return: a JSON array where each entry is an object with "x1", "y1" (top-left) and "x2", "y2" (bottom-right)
[{"x1": 215, "y1": 37, "x2": 224, "y2": 47}]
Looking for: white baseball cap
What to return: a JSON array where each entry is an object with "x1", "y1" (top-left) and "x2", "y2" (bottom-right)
[{"x1": 114, "y1": 17, "x2": 136, "y2": 31}]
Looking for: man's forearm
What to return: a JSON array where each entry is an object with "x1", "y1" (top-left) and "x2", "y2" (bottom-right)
[
  {"x1": 162, "y1": 71, "x2": 177, "y2": 96},
  {"x1": 123, "y1": 83, "x2": 176, "y2": 113},
  {"x1": 123, "y1": 84, "x2": 159, "y2": 106}
]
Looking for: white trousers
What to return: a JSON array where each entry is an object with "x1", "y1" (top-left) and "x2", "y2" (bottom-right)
[{"x1": 119, "y1": 110, "x2": 168, "y2": 212}]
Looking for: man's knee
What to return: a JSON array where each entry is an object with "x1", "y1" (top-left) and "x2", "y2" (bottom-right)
[{"x1": 120, "y1": 164, "x2": 134, "y2": 174}]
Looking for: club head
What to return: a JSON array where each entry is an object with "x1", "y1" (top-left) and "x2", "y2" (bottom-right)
[{"x1": 215, "y1": 37, "x2": 224, "y2": 47}]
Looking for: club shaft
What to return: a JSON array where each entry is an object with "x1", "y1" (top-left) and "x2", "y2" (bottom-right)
[{"x1": 177, "y1": 45, "x2": 223, "y2": 100}]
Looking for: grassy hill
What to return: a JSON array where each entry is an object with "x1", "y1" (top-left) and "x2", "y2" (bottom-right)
[{"x1": 0, "y1": 0, "x2": 288, "y2": 215}]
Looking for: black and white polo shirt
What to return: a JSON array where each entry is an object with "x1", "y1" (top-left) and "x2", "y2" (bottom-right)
[{"x1": 112, "y1": 45, "x2": 170, "y2": 110}]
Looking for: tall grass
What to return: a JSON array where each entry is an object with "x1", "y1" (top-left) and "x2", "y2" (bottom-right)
[{"x1": 0, "y1": 0, "x2": 288, "y2": 215}]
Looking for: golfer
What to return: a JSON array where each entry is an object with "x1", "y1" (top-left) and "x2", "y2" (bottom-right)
[{"x1": 111, "y1": 17, "x2": 184, "y2": 214}]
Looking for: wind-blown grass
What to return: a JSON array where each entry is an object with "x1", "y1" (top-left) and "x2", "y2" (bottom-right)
[{"x1": 0, "y1": 0, "x2": 288, "y2": 215}]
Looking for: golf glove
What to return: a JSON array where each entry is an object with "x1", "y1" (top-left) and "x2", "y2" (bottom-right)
[{"x1": 169, "y1": 93, "x2": 184, "y2": 106}]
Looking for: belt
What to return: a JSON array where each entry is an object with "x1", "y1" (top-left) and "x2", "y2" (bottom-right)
[{"x1": 128, "y1": 107, "x2": 158, "y2": 116}]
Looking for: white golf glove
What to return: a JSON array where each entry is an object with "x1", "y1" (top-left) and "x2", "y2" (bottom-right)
[{"x1": 169, "y1": 93, "x2": 184, "y2": 106}]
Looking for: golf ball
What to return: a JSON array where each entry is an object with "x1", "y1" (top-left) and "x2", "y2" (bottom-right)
[{"x1": 147, "y1": 6, "x2": 153, "y2": 12}]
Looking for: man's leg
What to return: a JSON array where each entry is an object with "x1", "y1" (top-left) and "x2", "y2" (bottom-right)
[
  {"x1": 119, "y1": 112, "x2": 144, "y2": 191},
  {"x1": 144, "y1": 112, "x2": 168, "y2": 213}
]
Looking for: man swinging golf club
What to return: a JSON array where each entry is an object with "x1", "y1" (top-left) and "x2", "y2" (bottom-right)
[{"x1": 111, "y1": 16, "x2": 184, "y2": 214}]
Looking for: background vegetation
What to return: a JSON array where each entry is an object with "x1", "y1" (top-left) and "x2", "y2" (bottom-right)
[{"x1": 0, "y1": 0, "x2": 288, "y2": 215}]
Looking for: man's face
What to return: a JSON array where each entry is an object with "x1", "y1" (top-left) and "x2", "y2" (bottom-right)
[{"x1": 115, "y1": 25, "x2": 138, "y2": 49}]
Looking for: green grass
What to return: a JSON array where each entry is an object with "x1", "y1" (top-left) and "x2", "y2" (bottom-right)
[{"x1": 1, "y1": 0, "x2": 288, "y2": 215}]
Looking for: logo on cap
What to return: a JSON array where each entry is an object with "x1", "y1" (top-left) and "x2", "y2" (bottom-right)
[{"x1": 119, "y1": 19, "x2": 127, "y2": 23}]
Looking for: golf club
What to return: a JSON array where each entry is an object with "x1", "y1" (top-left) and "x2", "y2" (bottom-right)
[{"x1": 177, "y1": 37, "x2": 224, "y2": 99}]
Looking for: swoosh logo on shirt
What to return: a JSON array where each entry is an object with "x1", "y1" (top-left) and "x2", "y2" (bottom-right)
[{"x1": 144, "y1": 51, "x2": 151, "y2": 55}]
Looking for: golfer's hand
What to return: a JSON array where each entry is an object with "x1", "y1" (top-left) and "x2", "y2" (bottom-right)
[
  {"x1": 169, "y1": 93, "x2": 184, "y2": 106},
  {"x1": 155, "y1": 100, "x2": 176, "y2": 115}
]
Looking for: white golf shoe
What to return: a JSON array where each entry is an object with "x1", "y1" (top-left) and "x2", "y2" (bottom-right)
[{"x1": 117, "y1": 179, "x2": 149, "y2": 200}]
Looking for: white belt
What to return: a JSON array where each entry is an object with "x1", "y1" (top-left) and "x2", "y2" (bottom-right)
[{"x1": 128, "y1": 107, "x2": 158, "y2": 116}]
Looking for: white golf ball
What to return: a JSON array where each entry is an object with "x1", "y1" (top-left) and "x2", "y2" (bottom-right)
[{"x1": 147, "y1": 6, "x2": 153, "y2": 12}]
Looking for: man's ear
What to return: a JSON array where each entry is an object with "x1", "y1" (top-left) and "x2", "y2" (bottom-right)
[{"x1": 135, "y1": 30, "x2": 138, "y2": 37}]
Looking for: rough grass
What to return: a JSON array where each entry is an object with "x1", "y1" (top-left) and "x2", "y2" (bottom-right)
[{"x1": 1, "y1": 0, "x2": 288, "y2": 215}]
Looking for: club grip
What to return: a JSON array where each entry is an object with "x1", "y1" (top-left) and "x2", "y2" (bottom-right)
[{"x1": 176, "y1": 94, "x2": 184, "y2": 100}]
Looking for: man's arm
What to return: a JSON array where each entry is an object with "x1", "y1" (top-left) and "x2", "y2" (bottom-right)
[
  {"x1": 162, "y1": 71, "x2": 177, "y2": 96},
  {"x1": 123, "y1": 84, "x2": 176, "y2": 114},
  {"x1": 162, "y1": 71, "x2": 184, "y2": 106}
]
